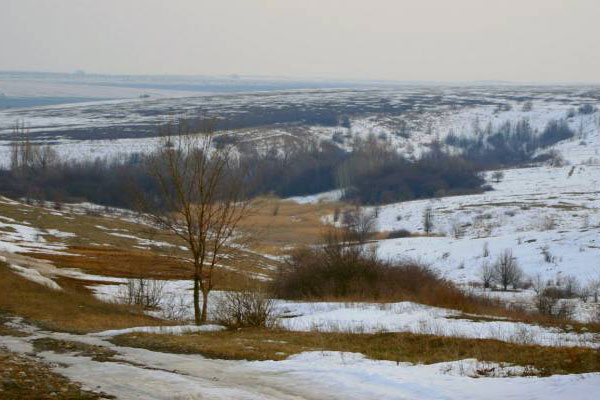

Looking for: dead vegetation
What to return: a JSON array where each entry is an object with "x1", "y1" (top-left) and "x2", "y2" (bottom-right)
[
  {"x1": 0, "y1": 263, "x2": 166, "y2": 334},
  {"x1": 26, "y1": 246, "x2": 265, "y2": 291},
  {"x1": 111, "y1": 329, "x2": 600, "y2": 376},
  {"x1": 239, "y1": 196, "x2": 342, "y2": 255},
  {"x1": 32, "y1": 338, "x2": 118, "y2": 363},
  {"x1": 0, "y1": 347, "x2": 111, "y2": 399}
]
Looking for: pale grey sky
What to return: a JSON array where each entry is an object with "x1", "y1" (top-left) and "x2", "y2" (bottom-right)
[{"x1": 1, "y1": 0, "x2": 599, "y2": 82}]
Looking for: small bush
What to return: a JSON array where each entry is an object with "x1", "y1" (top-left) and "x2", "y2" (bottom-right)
[
  {"x1": 387, "y1": 229, "x2": 412, "y2": 239},
  {"x1": 213, "y1": 289, "x2": 278, "y2": 329},
  {"x1": 117, "y1": 277, "x2": 165, "y2": 309},
  {"x1": 578, "y1": 104, "x2": 597, "y2": 115}
]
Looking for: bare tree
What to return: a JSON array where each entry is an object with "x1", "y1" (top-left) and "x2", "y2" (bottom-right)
[
  {"x1": 450, "y1": 219, "x2": 464, "y2": 239},
  {"x1": 140, "y1": 120, "x2": 251, "y2": 324},
  {"x1": 422, "y1": 205, "x2": 434, "y2": 234},
  {"x1": 562, "y1": 275, "x2": 580, "y2": 298},
  {"x1": 492, "y1": 249, "x2": 522, "y2": 290},
  {"x1": 491, "y1": 171, "x2": 504, "y2": 183},
  {"x1": 479, "y1": 262, "x2": 494, "y2": 289},
  {"x1": 10, "y1": 121, "x2": 58, "y2": 174},
  {"x1": 343, "y1": 208, "x2": 377, "y2": 244},
  {"x1": 589, "y1": 278, "x2": 600, "y2": 303}
]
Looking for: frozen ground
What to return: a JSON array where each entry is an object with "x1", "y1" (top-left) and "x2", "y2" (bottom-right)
[{"x1": 1, "y1": 317, "x2": 599, "y2": 400}]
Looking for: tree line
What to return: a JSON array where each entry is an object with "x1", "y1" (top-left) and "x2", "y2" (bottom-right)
[{"x1": 0, "y1": 126, "x2": 486, "y2": 208}]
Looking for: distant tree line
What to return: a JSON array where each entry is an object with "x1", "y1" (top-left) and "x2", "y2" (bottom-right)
[
  {"x1": 0, "y1": 123, "x2": 487, "y2": 208},
  {"x1": 444, "y1": 118, "x2": 575, "y2": 167}
]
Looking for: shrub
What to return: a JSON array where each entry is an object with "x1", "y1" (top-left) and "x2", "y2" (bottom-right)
[
  {"x1": 387, "y1": 229, "x2": 412, "y2": 239},
  {"x1": 271, "y1": 232, "x2": 466, "y2": 310},
  {"x1": 117, "y1": 277, "x2": 165, "y2": 309},
  {"x1": 213, "y1": 289, "x2": 278, "y2": 329},
  {"x1": 480, "y1": 262, "x2": 494, "y2": 289},
  {"x1": 492, "y1": 250, "x2": 523, "y2": 291},
  {"x1": 578, "y1": 104, "x2": 597, "y2": 115}
]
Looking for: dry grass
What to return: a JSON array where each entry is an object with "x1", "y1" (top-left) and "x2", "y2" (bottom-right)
[
  {"x1": 239, "y1": 197, "x2": 343, "y2": 255},
  {"x1": 0, "y1": 199, "x2": 278, "y2": 287},
  {"x1": 32, "y1": 338, "x2": 118, "y2": 362},
  {"x1": 29, "y1": 247, "x2": 193, "y2": 280},
  {"x1": 111, "y1": 328, "x2": 600, "y2": 376},
  {"x1": 0, "y1": 263, "x2": 166, "y2": 334},
  {"x1": 0, "y1": 312, "x2": 30, "y2": 337},
  {"x1": 27, "y1": 246, "x2": 268, "y2": 291},
  {"x1": 0, "y1": 347, "x2": 111, "y2": 399}
]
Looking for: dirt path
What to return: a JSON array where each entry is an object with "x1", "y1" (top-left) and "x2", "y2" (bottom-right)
[{"x1": 0, "y1": 317, "x2": 334, "y2": 400}]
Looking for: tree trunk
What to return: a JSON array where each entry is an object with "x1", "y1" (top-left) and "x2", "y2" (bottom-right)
[
  {"x1": 200, "y1": 287, "x2": 209, "y2": 323},
  {"x1": 193, "y1": 273, "x2": 201, "y2": 325}
]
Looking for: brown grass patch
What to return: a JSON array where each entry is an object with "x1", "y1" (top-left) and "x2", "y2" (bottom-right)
[
  {"x1": 112, "y1": 328, "x2": 600, "y2": 376},
  {"x1": 1, "y1": 198, "x2": 278, "y2": 287},
  {"x1": 26, "y1": 246, "x2": 266, "y2": 291},
  {"x1": 0, "y1": 312, "x2": 30, "y2": 337},
  {"x1": 0, "y1": 347, "x2": 112, "y2": 399},
  {"x1": 0, "y1": 263, "x2": 166, "y2": 334},
  {"x1": 32, "y1": 338, "x2": 118, "y2": 362},
  {"x1": 239, "y1": 197, "x2": 342, "y2": 255}
]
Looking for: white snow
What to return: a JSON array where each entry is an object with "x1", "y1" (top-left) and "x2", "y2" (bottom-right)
[
  {"x1": 367, "y1": 164, "x2": 600, "y2": 289},
  {"x1": 7, "y1": 263, "x2": 62, "y2": 290},
  {"x1": 93, "y1": 324, "x2": 225, "y2": 337},
  {"x1": 89, "y1": 280, "x2": 599, "y2": 348},
  {"x1": 288, "y1": 189, "x2": 343, "y2": 204},
  {"x1": 276, "y1": 301, "x2": 598, "y2": 348}
]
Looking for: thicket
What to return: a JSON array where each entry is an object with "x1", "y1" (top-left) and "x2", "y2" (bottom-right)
[
  {"x1": 444, "y1": 118, "x2": 574, "y2": 167},
  {"x1": 0, "y1": 127, "x2": 486, "y2": 207}
]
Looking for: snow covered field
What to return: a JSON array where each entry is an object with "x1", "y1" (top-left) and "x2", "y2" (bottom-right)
[
  {"x1": 86, "y1": 279, "x2": 599, "y2": 348},
  {"x1": 1, "y1": 84, "x2": 600, "y2": 398},
  {"x1": 373, "y1": 164, "x2": 600, "y2": 283},
  {"x1": 1, "y1": 84, "x2": 598, "y2": 168}
]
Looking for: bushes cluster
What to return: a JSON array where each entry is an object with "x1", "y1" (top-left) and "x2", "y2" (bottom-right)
[
  {"x1": 445, "y1": 118, "x2": 575, "y2": 167},
  {"x1": 271, "y1": 231, "x2": 468, "y2": 310},
  {"x1": 343, "y1": 148, "x2": 484, "y2": 204},
  {"x1": 1, "y1": 128, "x2": 487, "y2": 207}
]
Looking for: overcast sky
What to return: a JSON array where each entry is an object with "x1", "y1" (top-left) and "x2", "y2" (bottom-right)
[{"x1": 1, "y1": 0, "x2": 599, "y2": 82}]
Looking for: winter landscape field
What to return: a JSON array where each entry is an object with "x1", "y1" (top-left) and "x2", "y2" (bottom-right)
[
  {"x1": 3, "y1": 1, "x2": 600, "y2": 399},
  {"x1": 1, "y1": 74, "x2": 600, "y2": 399}
]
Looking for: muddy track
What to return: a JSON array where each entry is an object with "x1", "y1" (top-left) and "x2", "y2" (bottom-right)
[{"x1": 0, "y1": 318, "x2": 335, "y2": 400}]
